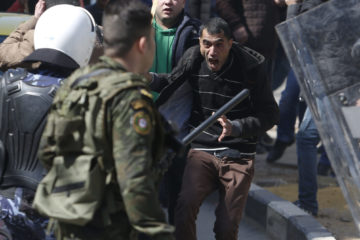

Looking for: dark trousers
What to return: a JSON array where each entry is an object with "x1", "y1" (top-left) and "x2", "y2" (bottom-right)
[
  {"x1": 158, "y1": 150, "x2": 188, "y2": 225},
  {"x1": 174, "y1": 149, "x2": 254, "y2": 240},
  {"x1": 166, "y1": 154, "x2": 187, "y2": 224},
  {"x1": 56, "y1": 210, "x2": 136, "y2": 240}
]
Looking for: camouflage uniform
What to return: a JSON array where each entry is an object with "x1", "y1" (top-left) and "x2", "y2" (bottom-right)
[{"x1": 37, "y1": 56, "x2": 174, "y2": 240}]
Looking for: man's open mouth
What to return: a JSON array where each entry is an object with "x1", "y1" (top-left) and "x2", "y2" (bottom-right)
[{"x1": 208, "y1": 58, "x2": 218, "y2": 65}]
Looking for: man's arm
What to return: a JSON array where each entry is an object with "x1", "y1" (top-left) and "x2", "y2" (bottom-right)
[
  {"x1": 150, "y1": 45, "x2": 201, "y2": 93},
  {"x1": 0, "y1": 17, "x2": 36, "y2": 69},
  {"x1": 111, "y1": 90, "x2": 174, "y2": 239},
  {"x1": 0, "y1": 0, "x2": 45, "y2": 70},
  {"x1": 230, "y1": 63, "x2": 279, "y2": 138},
  {"x1": 149, "y1": 72, "x2": 170, "y2": 92}
]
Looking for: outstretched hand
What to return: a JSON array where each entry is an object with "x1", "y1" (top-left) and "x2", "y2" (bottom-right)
[
  {"x1": 215, "y1": 113, "x2": 232, "y2": 142},
  {"x1": 34, "y1": 0, "x2": 46, "y2": 19}
]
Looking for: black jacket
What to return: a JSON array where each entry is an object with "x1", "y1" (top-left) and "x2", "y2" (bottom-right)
[
  {"x1": 171, "y1": 13, "x2": 201, "y2": 69},
  {"x1": 151, "y1": 43, "x2": 279, "y2": 149}
]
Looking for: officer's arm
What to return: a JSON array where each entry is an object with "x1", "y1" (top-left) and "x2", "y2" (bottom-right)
[
  {"x1": 111, "y1": 90, "x2": 174, "y2": 239},
  {"x1": 0, "y1": 17, "x2": 37, "y2": 70}
]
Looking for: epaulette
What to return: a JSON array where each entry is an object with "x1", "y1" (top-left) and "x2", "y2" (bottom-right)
[{"x1": 140, "y1": 88, "x2": 153, "y2": 100}]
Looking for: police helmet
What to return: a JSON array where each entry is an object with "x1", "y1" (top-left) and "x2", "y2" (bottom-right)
[{"x1": 24, "y1": 4, "x2": 96, "y2": 69}]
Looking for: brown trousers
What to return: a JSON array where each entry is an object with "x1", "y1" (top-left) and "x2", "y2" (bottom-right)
[{"x1": 174, "y1": 149, "x2": 254, "y2": 240}]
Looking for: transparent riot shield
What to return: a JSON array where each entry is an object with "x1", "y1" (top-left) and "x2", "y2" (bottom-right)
[{"x1": 276, "y1": 0, "x2": 360, "y2": 233}]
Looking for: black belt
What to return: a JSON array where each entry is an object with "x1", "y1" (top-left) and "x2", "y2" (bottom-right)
[{"x1": 205, "y1": 149, "x2": 255, "y2": 160}]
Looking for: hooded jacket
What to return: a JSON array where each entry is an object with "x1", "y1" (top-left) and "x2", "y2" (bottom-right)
[{"x1": 170, "y1": 12, "x2": 201, "y2": 69}]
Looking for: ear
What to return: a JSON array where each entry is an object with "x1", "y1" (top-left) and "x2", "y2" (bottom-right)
[{"x1": 138, "y1": 36, "x2": 147, "y2": 54}]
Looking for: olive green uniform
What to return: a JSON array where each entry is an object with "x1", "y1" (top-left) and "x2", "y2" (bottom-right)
[{"x1": 37, "y1": 56, "x2": 174, "y2": 240}]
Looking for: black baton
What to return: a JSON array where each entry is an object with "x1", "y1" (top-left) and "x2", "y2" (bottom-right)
[{"x1": 182, "y1": 89, "x2": 250, "y2": 146}]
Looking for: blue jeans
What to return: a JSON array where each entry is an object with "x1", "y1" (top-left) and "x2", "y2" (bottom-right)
[
  {"x1": 271, "y1": 44, "x2": 290, "y2": 91},
  {"x1": 296, "y1": 108, "x2": 319, "y2": 214},
  {"x1": 277, "y1": 69, "x2": 306, "y2": 143},
  {"x1": 318, "y1": 148, "x2": 331, "y2": 167}
]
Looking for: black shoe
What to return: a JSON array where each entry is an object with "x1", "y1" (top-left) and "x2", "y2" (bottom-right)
[
  {"x1": 317, "y1": 163, "x2": 335, "y2": 177},
  {"x1": 266, "y1": 140, "x2": 293, "y2": 163},
  {"x1": 256, "y1": 134, "x2": 276, "y2": 155},
  {"x1": 293, "y1": 200, "x2": 318, "y2": 217},
  {"x1": 317, "y1": 163, "x2": 331, "y2": 176},
  {"x1": 256, "y1": 143, "x2": 269, "y2": 155},
  {"x1": 260, "y1": 133, "x2": 275, "y2": 149}
]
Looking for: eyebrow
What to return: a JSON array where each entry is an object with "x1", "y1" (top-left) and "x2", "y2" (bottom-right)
[{"x1": 202, "y1": 38, "x2": 224, "y2": 44}]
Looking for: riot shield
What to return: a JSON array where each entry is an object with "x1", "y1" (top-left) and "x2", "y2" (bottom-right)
[{"x1": 276, "y1": 0, "x2": 360, "y2": 233}]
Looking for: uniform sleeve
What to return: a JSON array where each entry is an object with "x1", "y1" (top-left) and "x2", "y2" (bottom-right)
[
  {"x1": 0, "y1": 17, "x2": 36, "y2": 70},
  {"x1": 111, "y1": 90, "x2": 174, "y2": 239}
]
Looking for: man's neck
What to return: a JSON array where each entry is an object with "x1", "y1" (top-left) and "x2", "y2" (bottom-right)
[
  {"x1": 155, "y1": 14, "x2": 181, "y2": 30},
  {"x1": 111, "y1": 56, "x2": 144, "y2": 75}
]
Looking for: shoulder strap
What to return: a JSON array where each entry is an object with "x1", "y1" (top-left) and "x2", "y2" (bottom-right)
[
  {"x1": 93, "y1": 71, "x2": 149, "y2": 98},
  {"x1": 87, "y1": 71, "x2": 149, "y2": 172},
  {"x1": 70, "y1": 68, "x2": 111, "y2": 88}
]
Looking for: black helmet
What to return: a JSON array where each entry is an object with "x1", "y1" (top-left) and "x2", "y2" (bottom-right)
[{"x1": 45, "y1": 0, "x2": 81, "y2": 9}]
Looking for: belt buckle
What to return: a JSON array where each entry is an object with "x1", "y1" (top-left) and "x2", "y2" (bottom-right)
[{"x1": 213, "y1": 151, "x2": 222, "y2": 159}]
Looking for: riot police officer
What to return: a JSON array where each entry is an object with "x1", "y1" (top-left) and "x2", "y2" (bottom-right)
[{"x1": 0, "y1": 4, "x2": 96, "y2": 240}]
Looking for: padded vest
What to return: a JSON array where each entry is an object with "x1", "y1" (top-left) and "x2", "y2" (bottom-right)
[{"x1": 0, "y1": 68, "x2": 60, "y2": 191}]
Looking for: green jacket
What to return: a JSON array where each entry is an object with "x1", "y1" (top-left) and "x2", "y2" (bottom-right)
[{"x1": 37, "y1": 56, "x2": 174, "y2": 239}]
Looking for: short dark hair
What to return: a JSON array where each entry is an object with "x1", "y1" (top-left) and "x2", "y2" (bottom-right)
[
  {"x1": 199, "y1": 17, "x2": 232, "y2": 40},
  {"x1": 103, "y1": 0, "x2": 152, "y2": 57}
]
